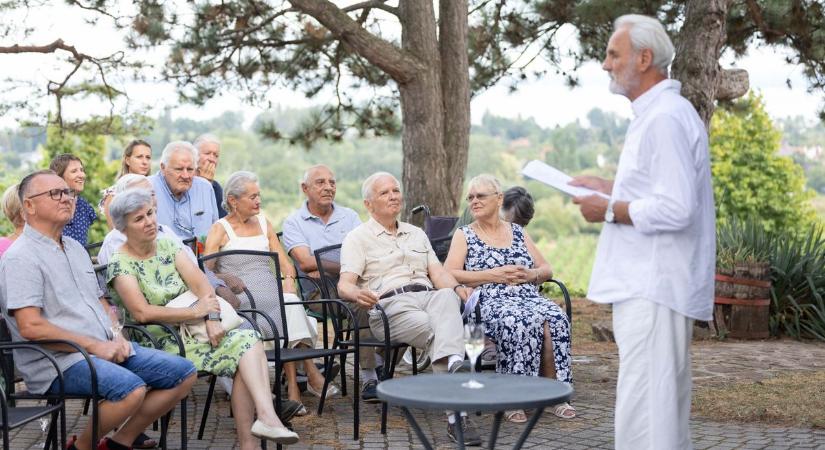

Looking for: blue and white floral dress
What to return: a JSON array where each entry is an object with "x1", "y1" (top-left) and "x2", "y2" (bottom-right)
[{"x1": 462, "y1": 224, "x2": 572, "y2": 382}]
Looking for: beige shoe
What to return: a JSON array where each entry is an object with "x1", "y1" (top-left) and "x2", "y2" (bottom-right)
[{"x1": 250, "y1": 420, "x2": 299, "y2": 444}]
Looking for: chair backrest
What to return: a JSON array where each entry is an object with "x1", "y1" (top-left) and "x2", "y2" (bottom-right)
[
  {"x1": 182, "y1": 237, "x2": 199, "y2": 258},
  {"x1": 0, "y1": 318, "x2": 15, "y2": 398},
  {"x1": 199, "y1": 249, "x2": 289, "y2": 345},
  {"x1": 313, "y1": 244, "x2": 342, "y2": 300}
]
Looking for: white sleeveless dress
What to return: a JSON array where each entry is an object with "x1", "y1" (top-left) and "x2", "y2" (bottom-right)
[{"x1": 216, "y1": 214, "x2": 317, "y2": 349}]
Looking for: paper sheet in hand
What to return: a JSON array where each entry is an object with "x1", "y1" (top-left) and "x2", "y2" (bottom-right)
[
  {"x1": 521, "y1": 160, "x2": 609, "y2": 199},
  {"x1": 462, "y1": 290, "x2": 480, "y2": 320}
]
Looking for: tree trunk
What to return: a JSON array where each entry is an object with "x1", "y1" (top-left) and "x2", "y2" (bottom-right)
[
  {"x1": 671, "y1": 0, "x2": 731, "y2": 128},
  {"x1": 398, "y1": 1, "x2": 452, "y2": 219},
  {"x1": 438, "y1": 0, "x2": 471, "y2": 217}
]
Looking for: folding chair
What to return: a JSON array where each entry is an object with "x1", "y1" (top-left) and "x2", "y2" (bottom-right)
[{"x1": 199, "y1": 249, "x2": 361, "y2": 440}]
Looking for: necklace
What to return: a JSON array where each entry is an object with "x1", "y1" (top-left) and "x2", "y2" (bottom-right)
[{"x1": 476, "y1": 220, "x2": 506, "y2": 245}]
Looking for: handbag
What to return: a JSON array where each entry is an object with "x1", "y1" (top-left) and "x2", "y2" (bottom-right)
[{"x1": 165, "y1": 290, "x2": 243, "y2": 343}]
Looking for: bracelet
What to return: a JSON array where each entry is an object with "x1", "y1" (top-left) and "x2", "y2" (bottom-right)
[{"x1": 453, "y1": 284, "x2": 467, "y2": 293}]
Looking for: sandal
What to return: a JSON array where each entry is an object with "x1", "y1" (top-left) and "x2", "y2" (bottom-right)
[
  {"x1": 133, "y1": 432, "x2": 158, "y2": 449},
  {"x1": 505, "y1": 409, "x2": 527, "y2": 423},
  {"x1": 553, "y1": 402, "x2": 577, "y2": 419}
]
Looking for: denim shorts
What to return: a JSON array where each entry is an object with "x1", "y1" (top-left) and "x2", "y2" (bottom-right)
[{"x1": 48, "y1": 342, "x2": 196, "y2": 402}]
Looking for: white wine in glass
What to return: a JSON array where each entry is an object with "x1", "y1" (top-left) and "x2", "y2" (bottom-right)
[
  {"x1": 109, "y1": 305, "x2": 125, "y2": 339},
  {"x1": 462, "y1": 323, "x2": 485, "y2": 389}
]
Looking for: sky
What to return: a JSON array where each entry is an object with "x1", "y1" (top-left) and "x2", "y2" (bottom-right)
[{"x1": 1, "y1": 4, "x2": 822, "y2": 131}]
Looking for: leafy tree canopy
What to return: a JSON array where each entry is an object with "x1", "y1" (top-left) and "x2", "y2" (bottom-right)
[{"x1": 710, "y1": 92, "x2": 817, "y2": 234}]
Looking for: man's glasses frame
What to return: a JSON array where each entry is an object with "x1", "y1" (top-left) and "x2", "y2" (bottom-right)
[{"x1": 27, "y1": 188, "x2": 77, "y2": 201}]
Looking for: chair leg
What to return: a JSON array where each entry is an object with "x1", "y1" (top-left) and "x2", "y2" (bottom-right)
[
  {"x1": 339, "y1": 353, "x2": 347, "y2": 396},
  {"x1": 82, "y1": 398, "x2": 90, "y2": 416},
  {"x1": 411, "y1": 347, "x2": 418, "y2": 375},
  {"x1": 353, "y1": 348, "x2": 360, "y2": 441},
  {"x1": 197, "y1": 376, "x2": 217, "y2": 440},
  {"x1": 316, "y1": 358, "x2": 333, "y2": 415},
  {"x1": 159, "y1": 412, "x2": 169, "y2": 450},
  {"x1": 180, "y1": 397, "x2": 187, "y2": 450}
]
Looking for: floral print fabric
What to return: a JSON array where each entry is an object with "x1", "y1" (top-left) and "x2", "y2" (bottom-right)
[
  {"x1": 107, "y1": 238, "x2": 259, "y2": 377},
  {"x1": 462, "y1": 224, "x2": 572, "y2": 382}
]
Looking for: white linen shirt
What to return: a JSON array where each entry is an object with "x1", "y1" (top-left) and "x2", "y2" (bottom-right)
[{"x1": 587, "y1": 79, "x2": 716, "y2": 321}]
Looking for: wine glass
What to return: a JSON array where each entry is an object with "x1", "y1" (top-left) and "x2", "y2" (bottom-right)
[
  {"x1": 109, "y1": 305, "x2": 125, "y2": 340},
  {"x1": 462, "y1": 323, "x2": 485, "y2": 389}
]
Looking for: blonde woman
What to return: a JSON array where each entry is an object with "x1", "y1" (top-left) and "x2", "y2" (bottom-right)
[{"x1": 0, "y1": 184, "x2": 23, "y2": 257}]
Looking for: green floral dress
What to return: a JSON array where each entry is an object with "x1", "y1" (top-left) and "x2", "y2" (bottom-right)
[{"x1": 106, "y1": 238, "x2": 259, "y2": 378}]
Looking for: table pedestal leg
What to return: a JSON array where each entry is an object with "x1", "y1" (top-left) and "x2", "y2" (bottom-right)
[
  {"x1": 512, "y1": 407, "x2": 545, "y2": 450},
  {"x1": 487, "y1": 411, "x2": 504, "y2": 450},
  {"x1": 401, "y1": 407, "x2": 434, "y2": 450}
]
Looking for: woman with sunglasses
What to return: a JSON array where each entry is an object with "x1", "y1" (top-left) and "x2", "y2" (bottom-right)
[
  {"x1": 49, "y1": 154, "x2": 96, "y2": 246},
  {"x1": 444, "y1": 174, "x2": 574, "y2": 423}
]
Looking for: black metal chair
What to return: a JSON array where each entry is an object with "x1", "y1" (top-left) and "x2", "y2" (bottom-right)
[
  {"x1": 0, "y1": 342, "x2": 66, "y2": 450},
  {"x1": 313, "y1": 243, "x2": 421, "y2": 434},
  {"x1": 199, "y1": 249, "x2": 361, "y2": 440},
  {"x1": 0, "y1": 318, "x2": 98, "y2": 450},
  {"x1": 182, "y1": 237, "x2": 199, "y2": 258}
]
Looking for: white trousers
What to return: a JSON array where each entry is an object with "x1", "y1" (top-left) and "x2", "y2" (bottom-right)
[{"x1": 613, "y1": 298, "x2": 693, "y2": 450}]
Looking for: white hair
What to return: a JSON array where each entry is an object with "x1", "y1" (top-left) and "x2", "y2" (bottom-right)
[
  {"x1": 614, "y1": 14, "x2": 674, "y2": 76},
  {"x1": 114, "y1": 174, "x2": 149, "y2": 194},
  {"x1": 160, "y1": 141, "x2": 199, "y2": 168},
  {"x1": 467, "y1": 174, "x2": 502, "y2": 195},
  {"x1": 223, "y1": 171, "x2": 258, "y2": 213},
  {"x1": 109, "y1": 188, "x2": 153, "y2": 232},
  {"x1": 193, "y1": 133, "x2": 221, "y2": 151},
  {"x1": 361, "y1": 171, "x2": 399, "y2": 200},
  {"x1": 301, "y1": 164, "x2": 333, "y2": 185}
]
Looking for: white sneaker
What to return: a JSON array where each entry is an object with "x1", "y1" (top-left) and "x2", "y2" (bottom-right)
[{"x1": 218, "y1": 376, "x2": 233, "y2": 396}]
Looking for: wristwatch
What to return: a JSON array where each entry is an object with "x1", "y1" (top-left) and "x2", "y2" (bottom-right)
[
  {"x1": 207, "y1": 312, "x2": 222, "y2": 321},
  {"x1": 604, "y1": 198, "x2": 616, "y2": 223}
]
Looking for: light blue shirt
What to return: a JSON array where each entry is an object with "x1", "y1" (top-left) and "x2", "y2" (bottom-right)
[
  {"x1": 282, "y1": 202, "x2": 361, "y2": 294},
  {"x1": 150, "y1": 173, "x2": 219, "y2": 240}
]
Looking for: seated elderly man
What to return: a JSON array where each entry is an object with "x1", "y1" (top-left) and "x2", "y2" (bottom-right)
[
  {"x1": 337, "y1": 171, "x2": 480, "y2": 446},
  {"x1": 0, "y1": 170, "x2": 197, "y2": 450},
  {"x1": 150, "y1": 140, "x2": 219, "y2": 240}
]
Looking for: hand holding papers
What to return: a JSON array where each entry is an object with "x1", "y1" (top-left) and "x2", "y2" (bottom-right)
[{"x1": 521, "y1": 160, "x2": 610, "y2": 199}]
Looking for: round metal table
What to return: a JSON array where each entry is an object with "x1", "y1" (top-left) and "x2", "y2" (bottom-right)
[{"x1": 377, "y1": 373, "x2": 573, "y2": 449}]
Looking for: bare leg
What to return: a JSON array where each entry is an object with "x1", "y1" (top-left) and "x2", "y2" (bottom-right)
[
  {"x1": 74, "y1": 387, "x2": 146, "y2": 450},
  {"x1": 113, "y1": 373, "x2": 197, "y2": 445},
  {"x1": 304, "y1": 357, "x2": 328, "y2": 392},
  {"x1": 236, "y1": 342, "x2": 285, "y2": 427},
  {"x1": 231, "y1": 367, "x2": 260, "y2": 450},
  {"x1": 284, "y1": 361, "x2": 302, "y2": 402},
  {"x1": 539, "y1": 321, "x2": 556, "y2": 379}
]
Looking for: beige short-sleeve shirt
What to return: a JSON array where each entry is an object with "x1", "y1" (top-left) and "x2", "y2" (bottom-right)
[{"x1": 340, "y1": 218, "x2": 439, "y2": 294}]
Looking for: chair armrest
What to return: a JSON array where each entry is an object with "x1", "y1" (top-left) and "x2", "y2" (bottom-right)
[
  {"x1": 122, "y1": 324, "x2": 160, "y2": 349},
  {"x1": 545, "y1": 279, "x2": 572, "y2": 322},
  {"x1": 137, "y1": 322, "x2": 186, "y2": 357},
  {"x1": 0, "y1": 343, "x2": 67, "y2": 399}
]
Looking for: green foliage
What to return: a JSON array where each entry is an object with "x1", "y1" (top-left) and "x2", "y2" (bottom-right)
[
  {"x1": 717, "y1": 217, "x2": 825, "y2": 341},
  {"x1": 41, "y1": 126, "x2": 118, "y2": 244},
  {"x1": 710, "y1": 93, "x2": 817, "y2": 234}
]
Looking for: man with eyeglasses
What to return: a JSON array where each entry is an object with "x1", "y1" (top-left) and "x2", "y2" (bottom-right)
[
  {"x1": 150, "y1": 141, "x2": 219, "y2": 241},
  {"x1": 0, "y1": 170, "x2": 197, "y2": 450}
]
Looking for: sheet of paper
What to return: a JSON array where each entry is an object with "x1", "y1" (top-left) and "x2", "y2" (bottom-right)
[
  {"x1": 521, "y1": 160, "x2": 609, "y2": 199},
  {"x1": 462, "y1": 290, "x2": 480, "y2": 320}
]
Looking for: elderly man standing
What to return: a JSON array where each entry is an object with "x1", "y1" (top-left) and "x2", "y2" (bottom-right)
[
  {"x1": 150, "y1": 141, "x2": 219, "y2": 240},
  {"x1": 337, "y1": 172, "x2": 481, "y2": 446},
  {"x1": 0, "y1": 170, "x2": 197, "y2": 450},
  {"x1": 194, "y1": 133, "x2": 227, "y2": 218},
  {"x1": 570, "y1": 15, "x2": 715, "y2": 450}
]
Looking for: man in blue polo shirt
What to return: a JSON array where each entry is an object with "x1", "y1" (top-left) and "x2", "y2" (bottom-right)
[
  {"x1": 150, "y1": 141, "x2": 219, "y2": 240},
  {"x1": 281, "y1": 164, "x2": 381, "y2": 399}
]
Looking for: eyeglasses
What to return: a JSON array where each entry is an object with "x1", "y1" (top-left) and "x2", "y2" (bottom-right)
[
  {"x1": 27, "y1": 188, "x2": 77, "y2": 201},
  {"x1": 466, "y1": 191, "x2": 499, "y2": 202}
]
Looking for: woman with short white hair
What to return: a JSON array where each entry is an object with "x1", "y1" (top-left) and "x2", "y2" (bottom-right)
[
  {"x1": 204, "y1": 171, "x2": 339, "y2": 415},
  {"x1": 107, "y1": 189, "x2": 299, "y2": 447}
]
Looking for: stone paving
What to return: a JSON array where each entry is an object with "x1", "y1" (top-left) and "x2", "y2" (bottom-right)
[{"x1": 7, "y1": 338, "x2": 825, "y2": 449}]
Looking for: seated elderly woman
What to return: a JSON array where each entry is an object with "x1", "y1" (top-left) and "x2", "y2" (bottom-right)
[
  {"x1": 204, "y1": 171, "x2": 338, "y2": 415},
  {"x1": 106, "y1": 189, "x2": 299, "y2": 447},
  {"x1": 444, "y1": 174, "x2": 574, "y2": 423}
]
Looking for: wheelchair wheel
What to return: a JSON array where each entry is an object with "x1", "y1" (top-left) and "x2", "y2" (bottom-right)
[{"x1": 400, "y1": 347, "x2": 431, "y2": 371}]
